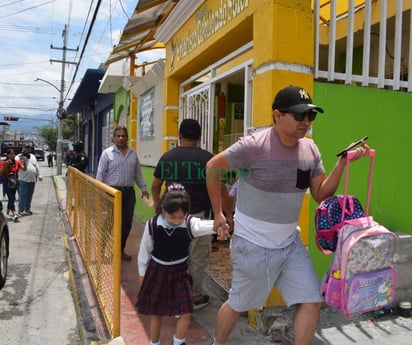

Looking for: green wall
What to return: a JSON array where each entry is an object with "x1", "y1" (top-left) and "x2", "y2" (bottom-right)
[
  {"x1": 134, "y1": 166, "x2": 156, "y2": 223},
  {"x1": 310, "y1": 82, "x2": 412, "y2": 276},
  {"x1": 113, "y1": 87, "x2": 128, "y2": 121}
]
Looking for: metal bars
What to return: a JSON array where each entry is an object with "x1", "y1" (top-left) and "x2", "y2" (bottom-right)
[{"x1": 314, "y1": 0, "x2": 412, "y2": 91}]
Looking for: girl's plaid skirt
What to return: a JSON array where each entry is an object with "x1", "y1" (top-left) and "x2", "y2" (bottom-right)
[{"x1": 136, "y1": 259, "x2": 194, "y2": 316}]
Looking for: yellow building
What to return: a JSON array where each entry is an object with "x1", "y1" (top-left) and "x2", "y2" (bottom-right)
[
  {"x1": 115, "y1": 0, "x2": 318, "y2": 318},
  {"x1": 77, "y1": 0, "x2": 412, "y2": 334}
]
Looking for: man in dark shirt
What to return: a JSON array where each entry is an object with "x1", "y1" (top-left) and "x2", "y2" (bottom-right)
[
  {"x1": 69, "y1": 141, "x2": 88, "y2": 173},
  {"x1": 152, "y1": 119, "x2": 214, "y2": 310}
]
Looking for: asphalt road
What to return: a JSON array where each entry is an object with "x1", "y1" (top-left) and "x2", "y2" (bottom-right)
[{"x1": 0, "y1": 163, "x2": 81, "y2": 345}]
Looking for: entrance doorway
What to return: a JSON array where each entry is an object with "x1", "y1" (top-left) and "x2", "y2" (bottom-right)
[{"x1": 179, "y1": 43, "x2": 253, "y2": 154}]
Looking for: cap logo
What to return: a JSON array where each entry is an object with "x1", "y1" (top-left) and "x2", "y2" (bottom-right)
[{"x1": 299, "y1": 89, "x2": 310, "y2": 100}]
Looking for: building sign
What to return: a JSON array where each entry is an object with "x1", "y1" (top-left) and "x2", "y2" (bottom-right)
[
  {"x1": 139, "y1": 87, "x2": 155, "y2": 140},
  {"x1": 170, "y1": 0, "x2": 249, "y2": 69}
]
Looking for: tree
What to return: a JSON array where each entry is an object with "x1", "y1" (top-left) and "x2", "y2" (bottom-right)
[
  {"x1": 62, "y1": 112, "x2": 76, "y2": 141},
  {"x1": 36, "y1": 126, "x2": 57, "y2": 151},
  {"x1": 36, "y1": 113, "x2": 78, "y2": 151}
]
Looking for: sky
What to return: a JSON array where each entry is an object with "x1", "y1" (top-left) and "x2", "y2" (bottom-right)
[{"x1": 0, "y1": 0, "x2": 165, "y2": 136}]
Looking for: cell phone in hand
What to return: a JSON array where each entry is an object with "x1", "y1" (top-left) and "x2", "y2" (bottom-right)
[{"x1": 336, "y1": 136, "x2": 368, "y2": 157}]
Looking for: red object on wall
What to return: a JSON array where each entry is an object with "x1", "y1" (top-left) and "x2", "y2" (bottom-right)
[{"x1": 219, "y1": 92, "x2": 226, "y2": 118}]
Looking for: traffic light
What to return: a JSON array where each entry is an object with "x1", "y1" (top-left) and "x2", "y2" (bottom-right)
[{"x1": 3, "y1": 116, "x2": 19, "y2": 121}]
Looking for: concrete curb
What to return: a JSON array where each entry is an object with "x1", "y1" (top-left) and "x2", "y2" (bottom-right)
[{"x1": 53, "y1": 175, "x2": 90, "y2": 345}]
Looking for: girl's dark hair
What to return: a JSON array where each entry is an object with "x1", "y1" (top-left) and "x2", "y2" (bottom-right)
[{"x1": 156, "y1": 183, "x2": 191, "y2": 215}]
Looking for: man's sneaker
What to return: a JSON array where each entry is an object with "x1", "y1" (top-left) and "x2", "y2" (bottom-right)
[
  {"x1": 24, "y1": 211, "x2": 33, "y2": 216},
  {"x1": 193, "y1": 294, "x2": 210, "y2": 310},
  {"x1": 17, "y1": 211, "x2": 25, "y2": 217}
]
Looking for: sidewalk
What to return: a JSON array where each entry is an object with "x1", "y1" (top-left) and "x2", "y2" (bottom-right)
[
  {"x1": 119, "y1": 222, "x2": 412, "y2": 345},
  {"x1": 54, "y1": 174, "x2": 412, "y2": 345},
  {"x1": 55, "y1": 172, "x2": 277, "y2": 345},
  {"x1": 116, "y1": 220, "x2": 273, "y2": 345},
  {"x1": 0, "y1": 163, "x2": 81, "y2": 345}
]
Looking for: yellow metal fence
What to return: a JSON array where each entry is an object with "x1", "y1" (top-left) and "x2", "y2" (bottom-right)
[{"x1": 66, "y1": 167, "x2": 122, "y2": 338}]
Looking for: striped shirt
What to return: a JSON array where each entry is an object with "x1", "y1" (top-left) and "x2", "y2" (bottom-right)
[
  {"x1": 96, "y1": 144, "x2": 147, "y2": 191},
  {"x1": 226, "y1": 127, "x2": 325, "y2": 249}
]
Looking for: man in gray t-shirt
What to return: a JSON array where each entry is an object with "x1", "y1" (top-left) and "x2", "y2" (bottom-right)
[{"x1": 206, "y1": 86, "x2": 370, "y2": 345}]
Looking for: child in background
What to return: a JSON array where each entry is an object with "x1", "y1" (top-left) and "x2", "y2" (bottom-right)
[{"x1": 136, "y1": 183, "x2": 225, "y2": 345}]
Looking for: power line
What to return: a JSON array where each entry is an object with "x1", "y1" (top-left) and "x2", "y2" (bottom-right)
[
  {"x1": 0, "y1": 24, "x2": 59, "y2": 34},
  {"x1": 118, "y1": 0, "x2": 129, "y2": 18},
  {"x1": 65, "y1": 0, "x2": 95, "y2": 83},
  {"x1": 65, "y1": 0, "x2": 103, "y2": 102},
  {"x1": 0, "y1": 0, "x2": 56, "y2": 20},
  {"x1": 0, "y1": 0, "x2": 25, "y2": 9},
  {"x1": 0, "y1": 106, "x2": 54, "y2": 111}
]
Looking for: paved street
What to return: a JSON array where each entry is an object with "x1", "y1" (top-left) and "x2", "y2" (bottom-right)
[{"x1": 0, "y1": 162, "x2": 81, "y2": 345}]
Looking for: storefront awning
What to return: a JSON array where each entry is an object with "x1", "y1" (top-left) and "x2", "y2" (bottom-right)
[
  {"x1": 105, "y1": 0, "x2": 179, "y2": 65},
  {"x1": 67, "y1": 69, "x2": 106, "y2": 113}
]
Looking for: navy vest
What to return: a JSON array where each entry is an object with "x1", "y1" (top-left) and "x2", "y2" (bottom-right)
[{"x1": 149, "y1": 215, "x2": 194, "y2": 262}]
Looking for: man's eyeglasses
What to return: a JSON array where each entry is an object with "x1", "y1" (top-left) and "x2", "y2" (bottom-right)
[{"x1": 281, "y1": 110, "x2": 317, "y2": 122}]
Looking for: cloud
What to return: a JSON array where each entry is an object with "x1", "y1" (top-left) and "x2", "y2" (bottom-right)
[{"x1": 0, "y1": 0, "x2": 136, "y2": 120}]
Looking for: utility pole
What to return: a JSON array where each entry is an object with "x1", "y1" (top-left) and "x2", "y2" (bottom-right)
[{"x1": 50, "y1": 24, "x2": 77, "y2": 175}]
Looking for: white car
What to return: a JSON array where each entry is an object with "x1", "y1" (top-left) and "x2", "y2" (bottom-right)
[{"x1": 34, "y1": 149, "x2": 45, "y2": 161}]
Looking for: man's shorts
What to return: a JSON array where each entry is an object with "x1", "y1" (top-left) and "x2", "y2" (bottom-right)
[{"x1": 227, "y1": 234, "x2": 322, "y2": 312}]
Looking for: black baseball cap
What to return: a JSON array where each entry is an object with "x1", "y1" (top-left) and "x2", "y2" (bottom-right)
[
  {"x1": 179, "y1": 119, "x2": 201, "y2": 140},
  {"x1": 272, "y1": 86, "x2": 324, "y2": 114}
]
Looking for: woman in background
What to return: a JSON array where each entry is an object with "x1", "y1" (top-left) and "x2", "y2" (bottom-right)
[{"x1": 0, "y1": 149, "x2": 27, "y2": 222}]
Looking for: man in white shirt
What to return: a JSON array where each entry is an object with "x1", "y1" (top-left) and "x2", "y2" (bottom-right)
[{"x1": 16, "y1": 145, "x2": 42, "y2": 216}]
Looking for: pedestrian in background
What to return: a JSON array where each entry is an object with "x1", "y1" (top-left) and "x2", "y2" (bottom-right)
[
  {"x1": 137, "y1": 183, "x2": 224, "y2": 345},
  {"x1": 206, "y1": 86, "x2": 370, "y2": 345},
  {"x1": 16, "y1": 145, "x2": 42, "y2": 216},
  {"x1": 0, "y1": 149, "x2": 27, "y2": 222},
  {"x1": 151, "y1": 118, "x2": 215, "y2": 310},
  {"x1": 96, "y1": 126, "x2": 149, "y2": 261},
  {"x1": 69, "y1": 141, "x2": 88, "y2": 173},
  {"x1": 47, "y1": 152, "x2": 53, "y2": 167}
]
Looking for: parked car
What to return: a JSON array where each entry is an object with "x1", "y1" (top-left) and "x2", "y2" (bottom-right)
[
  {"x1": 0, "y1": 202, "x2": 9, "y2": 290},
  {"x1": 34, "y1": 149, "x2": 45, "y2": 161}
]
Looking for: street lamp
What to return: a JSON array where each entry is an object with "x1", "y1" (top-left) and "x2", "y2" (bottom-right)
[{"x1": 35, "y1": 78, "x2": 64, "y2": 175}]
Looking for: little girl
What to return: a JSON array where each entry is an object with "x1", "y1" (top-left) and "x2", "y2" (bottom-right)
[{"x1": 136, "y1": 183, "x2": 223, "y2": 345}]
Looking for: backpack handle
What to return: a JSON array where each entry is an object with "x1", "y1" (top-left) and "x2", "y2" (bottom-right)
[{"x1": 341, "y1": 149, "x2": 375, "y2": 223}]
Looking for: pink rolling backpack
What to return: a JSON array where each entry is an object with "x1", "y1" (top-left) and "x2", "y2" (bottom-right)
[{"x1": 316, "y1": 149, "x2": 398, "y2": 317}]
